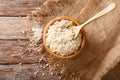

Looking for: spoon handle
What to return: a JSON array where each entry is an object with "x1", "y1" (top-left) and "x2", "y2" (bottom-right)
[{"x1": 79, "y1": 3, "x2": 116, "y2": 29}]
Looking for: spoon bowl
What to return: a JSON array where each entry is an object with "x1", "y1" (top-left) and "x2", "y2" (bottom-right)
[{"x1": 43, "y1": 16, "x2": 86, "y2": 59}]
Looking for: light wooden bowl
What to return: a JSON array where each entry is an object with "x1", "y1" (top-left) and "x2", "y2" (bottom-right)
[{"x1": 43, "y1": 16, "x2": 86, "y2": 59}]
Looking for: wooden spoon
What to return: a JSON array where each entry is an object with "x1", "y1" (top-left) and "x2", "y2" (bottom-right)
[{"x1": 70, "y1": 3, "x2": 116, "y2": 39}]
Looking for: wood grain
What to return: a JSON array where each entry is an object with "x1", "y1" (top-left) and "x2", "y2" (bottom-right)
[
  {"x1": 0, "y1": 0, "x2": 45, "y2": 16},
  {"x1": 0, "y1": 17, "x2": 29, "y2": 39},
  {"x1": 0, "y1": 40, "x2": 42, "y2": 64},
  {"x1": 0, "y1": 0, "x2": 59, "y2": 79},
  {"x1": 0, "y1": 63, "x2": 58, "y2": 80},
  {"x1": 0, "y1": 17, "x2": 44, "y2": 64}
]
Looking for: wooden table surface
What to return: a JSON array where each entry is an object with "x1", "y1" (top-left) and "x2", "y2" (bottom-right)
[
  {"x1": 0, "y1": 0, "x2": 119, "y2": 80},
  {"x1": 0, "y1": 0, "x2": 59, "y2": 80}
]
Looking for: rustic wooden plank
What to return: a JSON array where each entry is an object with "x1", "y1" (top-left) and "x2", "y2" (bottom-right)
[
  {"x1": 0, "y1": 40, "x2": 42, "y2": 64},
  {"x1": 0, "y1": 17, "x2": 40, "y2": 64},
  {"x1": 0, "y1": 63, "x2": 58, "y2": 80},
  {"x1": 0, "y1": 0, "x2": 46, "y2": 16},
  {"x1": 0, "y1": 17, "x2": 42, "y2": 64},
  {"x1": 0, "y1": 17, "x2": 31, "y2": 39},
  {"x1": 0, "y1": 17, "x2": 43, "y2": 64}
]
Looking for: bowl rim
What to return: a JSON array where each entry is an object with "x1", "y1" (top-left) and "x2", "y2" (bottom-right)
[{"x1": 43, "y1": 16, "x2": 86, "y2": 59}]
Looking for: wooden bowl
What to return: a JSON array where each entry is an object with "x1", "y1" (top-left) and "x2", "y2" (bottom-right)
[{"x1": 43, "y1": 16, "x2": 86, "y2": 59}]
